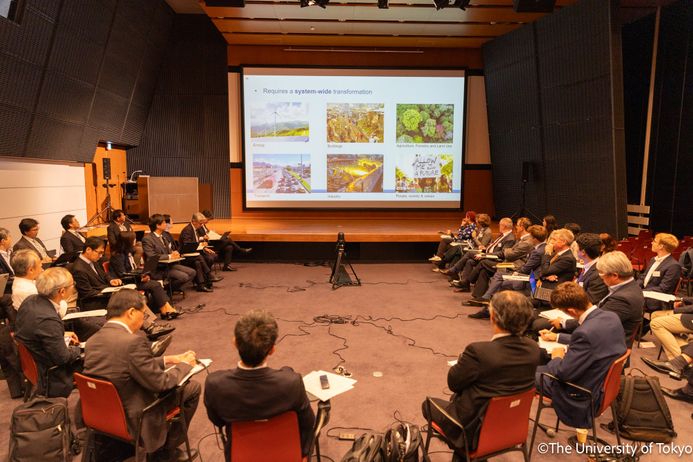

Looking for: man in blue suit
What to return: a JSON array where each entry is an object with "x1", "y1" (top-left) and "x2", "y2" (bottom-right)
[{"x1": 537, "y1": 282, "x2": 626, "y2": 429}]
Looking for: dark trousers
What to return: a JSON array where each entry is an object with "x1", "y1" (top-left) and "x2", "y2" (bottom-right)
[
  {"x1": 470, "y1": 260, "x2": 498, "y2": 298},
  {"x1": 162, "y1": 265, "x2": 196, "y2": 290},
  {"x1": 160, "y1": 380, "x2": 201, "y2": 453},
  {"x1": 0, "y1": 299, "x2": 23, "y2": 398},
  {"x1": 212, "y1": 239, "x2": 237, "y2": 266},
  {"x1": 139, "y1": 280, "x2": 169, "y2": 312},
  {"x1": 183, "y1": 256, "x2": 211, "y2": 285}
]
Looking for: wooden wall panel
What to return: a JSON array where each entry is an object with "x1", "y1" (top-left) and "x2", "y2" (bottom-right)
[{"x1": 84, "y1": 146, "x2": 126, "y2": 222}]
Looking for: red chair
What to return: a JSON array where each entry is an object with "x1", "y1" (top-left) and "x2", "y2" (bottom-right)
[
  {"x1": 227, "y1": 401, "x2": 331, "y2": 462},
  {"x1": 631, "y1": 244, "x2": 656, "y2": 273},
  {"x1": 424, "y1": 388, "x2": 536, "y2": 462},
  {"x1": 14, "y1": 336, "x2": 57, "y2": 400},
  {"x1": 74, "y1": 372, "x2": 194, "y2": 462},
  {"x1": 529, "y1": 350, "x2": 631, "y2": 457}
]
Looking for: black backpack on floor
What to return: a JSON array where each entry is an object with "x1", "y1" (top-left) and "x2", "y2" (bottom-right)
[
  {"x1": 9, "y1": 396, "x2": 79, "y2": 462},
  {"x1": 612, "y1": 370, "x2": 676, "y2": 443}
]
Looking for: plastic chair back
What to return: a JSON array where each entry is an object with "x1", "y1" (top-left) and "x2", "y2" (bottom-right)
[
  {"x1": 472, "y1": 387, "x2": 535, "y2": 458},
  {"x1": 597, "y1": 350, "x2": 630, "y2": 416},
  {"x1": 15, "y1": 339, "x2": 39, "y2": 387},
  {"x1": 102, "y1": 261, "x2": 110, "y2": 274},
  {"x1": 230, "y1": 411, "x2": 303, "y2": 462},
  {"x1": 74, "y1": 372, "x2": 132, "y2": 442}
]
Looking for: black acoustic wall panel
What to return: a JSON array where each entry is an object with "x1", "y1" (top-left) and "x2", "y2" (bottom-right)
[
  {"x1": 127, "y1": 15, "x2": 230, "y2": 218},
  {"x1": 0, "y1": 0, "x2": 173, "y2": 162},
  {"x1": 646, "y1": 0, "x2": 693, "y2": 236},
  {"x1": 483, "y1": 0, "x2": 627, "y2": 236}
]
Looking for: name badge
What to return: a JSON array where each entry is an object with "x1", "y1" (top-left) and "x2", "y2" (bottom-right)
[{"x1": 653, "y1": 271, "x2": 661, "y2": 277}]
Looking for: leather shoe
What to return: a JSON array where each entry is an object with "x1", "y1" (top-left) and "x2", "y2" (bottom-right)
[
  {"x1": 464, "y1": 298, "x2": 488, "y2": 307},
  {"x1": 468, "y1": 308, "x2": 490, "y2": 319},
  {"x1": 661, "y1": 387, "x2": 693, "y2": 403},
  {"x1": 160, "y1": 308, "x2": 182, "y2": 321},
  {"x1": 143, "y1": 323, "x2": 175, "y2": 340},
  {"x1": 196, "y1": 285, "x2": 213, "y2": 293},
  {"x1": 209, "y1": 274, "x2": 224, "y2": 282},
  {"x1": 222, "y1": 265, "x2": 237, "y2": 272},
  {"x1": 641, "y1": 357, "x2": 683, "y2": 380},
  {"x1": 150, "y1": 335, "x2": 172, "y2": 357}
]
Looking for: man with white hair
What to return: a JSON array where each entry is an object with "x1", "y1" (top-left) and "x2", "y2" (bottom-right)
[
  {"x1": 10, "y1": 249, "x2": 43, "y2": 310},
  {"x1": 179, "y1": 212, "x2": 223, "y2": 278},
  {"x1": 14, "y1": 267, "x2": 82, "y2": 397}
]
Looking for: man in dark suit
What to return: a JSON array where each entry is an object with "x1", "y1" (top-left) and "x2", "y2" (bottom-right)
[
  {"x1": 13, "y1": 218, "x2": 53, "y2": 263},
  {"x1": 84, "y1": 289, "x2": 200, "y2": 462},
  {"x1": 200, "y1": 210, "x2": 251, "y2": 272},
  {"x1": 107, "y1": 209, "x2": 133, "y2": 249},
  {"x1": 14, "y1": 268, "x2": 82, "y2": 397},
  {"x1": 537, "y1": 282, "x2": 627, "y2": 430},
  {"x1": 638, "y1": 233, "x2": 682, "y2": 312},
  {"x1": 575, "y1": 233, "x2": 609, "y2": 304},
  {"x1": 536, "y1": 228, "x2": 577, "y2": 288},
  {"x1": 0, "y1": 227, "x2": 22, "y2": 398},
  {"x1": 179, "y1": 212, "x2": 218, "y2": 272},
  {"x1": 59, "y1": 214, "x2": 86, "y2": 254},
  {"x1": 423, "y1": 290, "x2": 540, "y2": 451},
  {"x1": 142, "y1": 215, "x2": 199, "y2": 293},
  {"x1": 450, "y1": 217, "x2": 517, "y2": 291},
  {"x1": 204, "y1": 310, "x2": 315, "y2": 460}
]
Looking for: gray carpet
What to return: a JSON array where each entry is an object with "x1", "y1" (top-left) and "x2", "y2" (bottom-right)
[{"x1": 0, "y1": 263, "x2": 690, "y2": 461}]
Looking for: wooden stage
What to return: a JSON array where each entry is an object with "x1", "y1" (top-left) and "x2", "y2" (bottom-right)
[{"x1": 89, "y1": 218, "x2": 460, "y2": 243}]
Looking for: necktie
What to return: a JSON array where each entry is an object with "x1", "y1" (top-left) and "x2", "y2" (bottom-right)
[
  {"x1": 550, "y1": 253, "x2": 559, "y2": 264},
  {"x1": 577, "y1": 268, "x2": 586, "y2": 283},
  {"x1": 89, "y1": 262, "x2": 98, "y2": 275},
  {"x1": 487, "y1": 235, "x2": 503, "y2": 253}
]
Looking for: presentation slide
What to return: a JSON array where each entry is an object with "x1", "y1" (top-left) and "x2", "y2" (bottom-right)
[{"x1": 241, "y1": 67, "x2": 465, "y2": 209}]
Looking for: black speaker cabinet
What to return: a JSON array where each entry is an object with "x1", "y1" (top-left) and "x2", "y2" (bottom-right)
[
  {"x1": 513, "y1": 0, "x2": 556, "y2": 13},
  {"x1": 102, "y1": 158, "x2": 112, "y2": 180}
]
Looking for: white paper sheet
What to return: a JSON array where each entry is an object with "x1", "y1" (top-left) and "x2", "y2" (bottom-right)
[{"x1": 303, "y1": 370, "x2": 357, "y2": 401}]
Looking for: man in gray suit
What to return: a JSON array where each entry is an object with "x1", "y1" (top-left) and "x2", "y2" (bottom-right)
[
  {"x1": 84, "y1": 289, "x2": 200, "y2": 462},
  {"x1": 141, "y1": 214, "x2": 197, "y2": 293}
]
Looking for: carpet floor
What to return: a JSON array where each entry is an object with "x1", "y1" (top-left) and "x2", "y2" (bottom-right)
[{"x1": 0, "y1": 263, "x2": 690, "y2": 461}]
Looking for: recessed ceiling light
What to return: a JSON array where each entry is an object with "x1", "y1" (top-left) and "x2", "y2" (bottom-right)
[{"x1": 310, "y1": 26, "x2": 316, "y2": 31}]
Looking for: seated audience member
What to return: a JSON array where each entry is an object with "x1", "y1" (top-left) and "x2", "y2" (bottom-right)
[
  {"x1": 84, "y1": 289, "x2": 200, "y2": 462},
  {"x1": 537, "y1": 282, "x2": 626, "y2": 430},
  {"x1": 465, "y1": 217, "x2": 534, "y2": 300},
  {"x1": 542, "y1": 215, "x2": 558, "y2": 235},
  {"x1": 642, "y1": 341, "x2": 693, "y2": 402},
  {"x1": 541, "y1": 251, "x2": 642, "y2": 348},
  {"x1": 107, "y1": 209, "x2": 133, "y2": 249},
  {"x1": 72, "y1": 237, "x2": 123, "y2": 310},
  {"x1": 429, "y1": 211, "x2": 476, "y2": 262},
  {"x1": 423, "y1": 291, "x2": 540, "y2": 449},
  {"x1": 564, "y1": 223, "x2": 581, "y2": 259},
  {"x1": 73, "y1": 237, "x2": 171, "y2": 340},
  {"x1": 142, "y1": 214, "x2": 198, "y2": 293},
  {"x1": 59, "y1": 214, "x2": 86, "y2": 254},
  {"x1": 204, "y1": 310, "x2": 315, "y2": 460},
  {"x1": 164, "y1": 214, "x2": 220, "y2": 289},
  {"x1": 466, "y1": 225, "x2": 547, "y2": 316},
  {"x1": 11, "y1": 249, "x2": 43, "y2": 310},
  {"x1": 13, "y1": 218, "x2": 53, "y2": 263},
  {"x1": 15, "y1": 268, "x2": 82, "y2": 397},
  {"x1": 680, "y1": 247, "x2": 692, "y2": 279},
  {"x1": 575, "y1": 233, "x2": 609, "y2": 304},
  {"x1": 449, "y1": 217, "x2": 516, "y2": 289},
  {"x1": 110, "y1": 231, "x2": 181, "y2": 319},
  {"x1": 535, "y1": 228, "x2": 577, "y2": 289},
  {"x1": 649, "y1": 296, "x2": 693, "y2": 360},
  {"x1": 434, "y1": 213, "x2": 493, "y2": 272},
  {"x1": 638, "y1": 233, "x2": 682, "y2": 312},
  {"x1": 599, "y1": 233, "x2": 618, "y2": 255},
  {"x1": 179, "y1": 212, "x2": 220, "y2": 274},
  {"x1": 199, "y1": 210, "x2": 252, "y2": 272},
  {"x1": 0, "y1": 227, "x2": 22, "y2": 398}
]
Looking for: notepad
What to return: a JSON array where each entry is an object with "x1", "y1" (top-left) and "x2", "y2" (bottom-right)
[
  {"x1": 538, "y1": 309, "x2": 573, "y2": 323},
  {"x1": 539, "y1": 338, "x2": 567, "y2": 353},
  {"x1": 303, "y1": 370, "x2": 356, "y2": 401},
  {"x1": 63, "y1": 309, "x2": 107, "y2": 321},
  {"x1": 207, "y1": 230, "x2": 222, "y2": 240},
  {"x1": 502, "y1": 274, "x2": 530, "y2": 282},
  {"x1": 642, "y1": 291, "x2": 676, "y2": 302},
  {"x1": 101, "y1": 284, "x2": 137, "y2": 294},
  {"x1": 178, "y1": 359, "x2": 212, "y2": 386}
]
